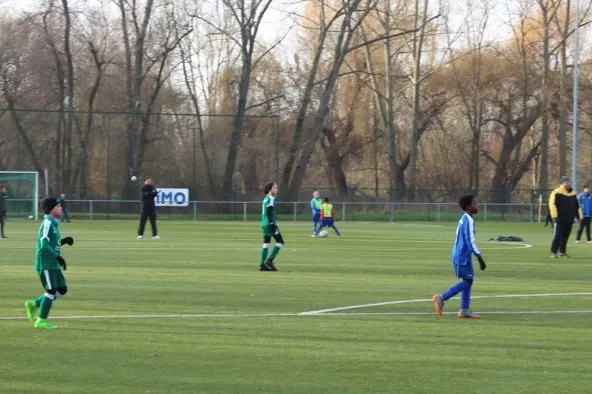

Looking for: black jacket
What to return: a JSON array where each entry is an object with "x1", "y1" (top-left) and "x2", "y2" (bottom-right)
[
  {"x1": 549, "y1": 185, "x2": 582, "y2": 223},
  {"x1": 141, "y1": 185, "x2": 158, "y2": 211},
  {"x1": 58, "y1": 198, "x2": 68, "y2": 210},
  {"x1": 0, "y1": 192, "x2": 6, "y2": 214}
]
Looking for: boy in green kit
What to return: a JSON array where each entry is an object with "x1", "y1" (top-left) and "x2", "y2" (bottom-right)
[
  {"x1": 259, "y1": 182, "x2": 283, "y2": 271},
  {"x1": 24, "y1": 197, "x2": 74, "y2": 329}
]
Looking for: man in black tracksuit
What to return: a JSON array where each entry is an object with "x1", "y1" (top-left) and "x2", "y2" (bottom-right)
[
  {"x1": 137, "y1": 178, "x2": 159, "y2": 239},
  {"x1": 0, "y1": 184, "x2": 7, "y2": 238},
  {"x1": 549, "y1": 176, "x2": 582, "y2": 258}
]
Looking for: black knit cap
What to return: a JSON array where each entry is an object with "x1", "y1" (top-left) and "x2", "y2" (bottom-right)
[{"x1": 41, "y1": 197, "x2": 60, "y2": 214}]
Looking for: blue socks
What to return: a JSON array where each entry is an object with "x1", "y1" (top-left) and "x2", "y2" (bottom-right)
[
  {"x1": 460, "y1": 283, "x2": 472, "y2": 309},
  {"x1": 442, "y1": 280, "x2": 472, "y2": 309}
]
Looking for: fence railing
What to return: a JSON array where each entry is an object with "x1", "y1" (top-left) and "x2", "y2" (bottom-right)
[{"x1": 8, "y1": 200, "x2": 549, "y2": 222}]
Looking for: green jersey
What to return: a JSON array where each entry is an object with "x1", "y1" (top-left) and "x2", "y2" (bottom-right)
[
  {"x1": 35, "y1": 215, "x2": 62, "y2": 271},
  {"x1": 261, "y1": 195, "x2": 276, "y2": 226}
]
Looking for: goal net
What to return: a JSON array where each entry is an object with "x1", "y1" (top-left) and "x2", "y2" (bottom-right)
[{"x1": 0, "y1": 171, "x2": 39, "y2": 219}]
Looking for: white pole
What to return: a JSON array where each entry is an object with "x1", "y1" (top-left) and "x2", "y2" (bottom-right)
[
  {"x1": 34, "y1": 171, "x2": 39, "y2": 219},
  {"x1": 44, "y1": 168, "x2": 49, "y2": 196},
  {"x1": 572, "y1": 0, "x2": 580, "y2": 190}
]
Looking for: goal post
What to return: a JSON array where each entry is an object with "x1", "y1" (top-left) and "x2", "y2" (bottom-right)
[{"x1": 0, "y1": 171, "x2": 39, "y2": 219}]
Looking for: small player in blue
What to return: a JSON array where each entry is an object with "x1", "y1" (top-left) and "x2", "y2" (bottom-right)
[
  {"x1": 433, "y1": 195, "x2": 486, "y2": 319},
  {"x1": 310, "y1": 191, "x2": 322, "y2": 236}
]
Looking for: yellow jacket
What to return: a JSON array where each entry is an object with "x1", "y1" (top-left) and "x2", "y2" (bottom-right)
[{"x1": 549, "y1": 185, "x2": 582, "y2": 222}]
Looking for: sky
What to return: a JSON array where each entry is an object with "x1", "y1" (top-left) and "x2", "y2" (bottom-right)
[{"x1": 1, "y1": 0, "x2": 591, "y2": 64}]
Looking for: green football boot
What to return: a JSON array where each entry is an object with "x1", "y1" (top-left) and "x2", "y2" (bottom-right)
[
  {"x1": 34, "y1": 318, "x2": 59, "y2": 329},
  {"x1": 24, "y1": 300, "x2": 37, "y2": 323}
]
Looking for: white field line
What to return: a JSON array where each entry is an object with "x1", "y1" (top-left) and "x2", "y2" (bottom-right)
[
  {"x1": 0, "y1": 242, "x2": 533, "y2": 252},
  {"x1": 299, "y1": 292, "x2": 592, "y2": 315},
  {"x1": 1, "y1": 292, "x2": 591, "y2": 321},
  {"x1": 2, "y1": 310, "x2": 592, "y2": 321}
]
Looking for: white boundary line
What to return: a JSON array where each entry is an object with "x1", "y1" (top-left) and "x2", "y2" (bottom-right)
[
  {"x1": 308, "y1": 310, "x2": 592, "y2": 316},
  {"x1": 3, "y1": 310, "x2": 592, "y2": 321},
  {"x1": 299, "y1": 292, "x2": 592, "y2": 315},
  {"x1": 1, "y1": 292, "x2": 591, "y2": 321},
  {"x1": 0, "y1": 242, "x2": 533, "y2": 252},
  {"x1": 0, "y1": 313, "x2": 299, "y2": 320}
]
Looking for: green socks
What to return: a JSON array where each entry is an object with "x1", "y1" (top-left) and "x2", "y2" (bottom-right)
[
  {"x1": 268, "y1": 246, "x2": 281, "y2": 262},
  {"x1": 260, "y1": 248, "x2": 269, "y2": 265},
  {"x1": 34, "y1": 295, "x2": 45, "y2": 308},
  {"x1": 39, "y1": 296, "x2": 53, "y2": 319}
]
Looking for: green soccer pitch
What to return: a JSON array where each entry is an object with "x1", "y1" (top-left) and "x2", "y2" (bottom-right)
[{"x1": 1, "y1": 220, "x2": 592, "y2": 393}]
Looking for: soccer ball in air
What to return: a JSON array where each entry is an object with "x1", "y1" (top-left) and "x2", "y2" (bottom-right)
[
  {"x1": 319, "y1": 230, "x2": 328, "y2": 238},
  {"x1": 131, "y1": 176, "x2": 137, "y2": 182}
]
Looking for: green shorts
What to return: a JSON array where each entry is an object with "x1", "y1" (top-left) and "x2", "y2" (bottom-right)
[
  {"x1": 38, "y1": 269, "x2": 67, "y2": 290},
  {"x1": 261, "y1": 225, "x2": 281, "y2": 238},
  {"x1": 261, "y1": 225, "x2": 285, "y2": 244}
]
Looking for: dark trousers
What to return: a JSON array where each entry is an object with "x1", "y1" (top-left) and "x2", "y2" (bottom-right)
[
  {"x1": 551, "y1": 220, "x2": 574, "y2": 254},
  {"x1": 0, "y1": 213, "x2": 5, "y2": 237},
  {"x1": 138, "y1": 210, "x2": 157, "y2": 236},
  {"x1": 61, "y1": 209, "x2": 71, "y2": 222},
  {"x1": 576, "y1": 217, "x2": 591, "y2": 241},
  {"x1": 544, "y1": 212, "x2": 553, "y2": 227}
]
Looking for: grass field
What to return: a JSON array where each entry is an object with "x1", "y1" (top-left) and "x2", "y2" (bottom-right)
[{"x1": 1, "y1": 219, "x2": 592, "y2": 393}]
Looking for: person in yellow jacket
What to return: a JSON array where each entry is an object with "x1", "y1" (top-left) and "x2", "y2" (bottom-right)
[
  {"x1": 549, "y1": 176, "x2": 583, "y2": 258},
  {"x1": 313, "y1": 197, "x2": 341, "y2": 237}
]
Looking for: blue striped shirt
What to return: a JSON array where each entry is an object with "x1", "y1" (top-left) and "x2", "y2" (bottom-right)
[
  {"x1": 310, "y1": 198, "x2": 322, "y2": 214},
  {"x1": 578, "y1": 193, "x2": 592, "y2": 217},
  {"x1": 451, "y1": 213, "x2": 481, "y2": 266}
]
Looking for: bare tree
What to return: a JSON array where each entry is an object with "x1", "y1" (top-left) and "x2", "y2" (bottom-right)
[
  {"x1": 480, "y1": 45, "x2": 543, "y2": 203},
  {"x1": 0, "y1": 17, "x2": 48, "y2": 187},
  {"x1": 61, "y1": 0, "x2": 75, "y2": 193},
  {"x1": 281, "y1": 0, "x2": 438, "y2": 200},
  {"x1": 445, "y1": 0, "x2": 494, "y2": 193},
  {"x1": 116, "y1": 0, "x2": 191, "y2": 198},
  {"x1": 72, "y1": 5, "x2": 117, "y2": 197},
  {"x1": 407, "y1": 0, "x2": 430, "y2": 201},
  {"x1": 192, "y1": 0, "x2": 274, "y2": 198},
  {"x1": 177, "y1": 2, "x2": 222, "y2": 199},
  {"x1": 360, "y1": 0, "x2": 401, "y2": 202}
]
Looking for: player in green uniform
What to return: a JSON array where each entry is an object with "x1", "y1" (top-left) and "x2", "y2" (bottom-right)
[
  {"x1": 259, "y1": 182, "x2": 283, "y2": 271},
  {"x1": 24, "y1": 197, "x2": 74, "y2": 329}
]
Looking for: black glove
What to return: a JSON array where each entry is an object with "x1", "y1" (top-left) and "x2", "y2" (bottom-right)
[
  {"x1": 60, "y1": 237, "x2": 74, "y2": 246},
  {"x1": 56, "y1": 256, "x2": 67, "y2": 271},
  {"x1": 268, "y1": 223, "x2": 277, "y2": 233},
  {"x1": 477, "y1": 255, "x2": 486, "y2": 271}
]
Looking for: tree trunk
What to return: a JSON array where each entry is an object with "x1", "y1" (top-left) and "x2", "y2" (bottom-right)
[
  {"x1": 61, "y1": 0, "x2": 75, "y2": 193},
  {"x1": 280, "y1": 26, "x2": 330, "y2": 191},
  {"x1": 180, "y1": 45, "x2": 217, "y2": 199},
  {"x1": 221, "y1": 52, "x2": 252, "y2": 198},
  {"x1": 559, "y1": 0, "x2": 570, "y2": 176},
  {"x1": 408, "y1": 0, "x2": 429, "y2": 201},
  {"x1": 285, "y1": 3, "x2": 362, "y2": 200},
  {"x1": 320, "y1": 128, "x2": 349, "y2": 198}
]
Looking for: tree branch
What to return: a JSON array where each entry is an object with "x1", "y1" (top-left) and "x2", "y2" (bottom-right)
[{"x1": 347, "y1": 14, "x2": 440, "y2": 53}]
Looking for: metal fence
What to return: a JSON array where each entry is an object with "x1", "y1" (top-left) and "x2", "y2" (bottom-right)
[{"x1": 8, "y1": 199, "x2": 548, "y2": 223}]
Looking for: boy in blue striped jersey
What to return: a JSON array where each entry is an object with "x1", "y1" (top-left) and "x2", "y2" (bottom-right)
[
  {"x1": 575, "y1": 185, "x2": 591, "y2": 244},
  {"x1": 433, "y1": 195, "x2": 486, "y2": 319},
  {"x1": 310, "y1": 191, "x2": 322, "y2": 236}
]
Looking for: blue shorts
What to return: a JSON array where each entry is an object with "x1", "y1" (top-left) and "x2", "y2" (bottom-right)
[
  {"x1": 313, "y1": 212, "x2": 321, "y2": 222},
  {"x1": 321, "y1": 218, "x2": 334, "y2": 226},
  {"x1": 453, "y1": 262, "x2": 474, "y2": 280}
]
